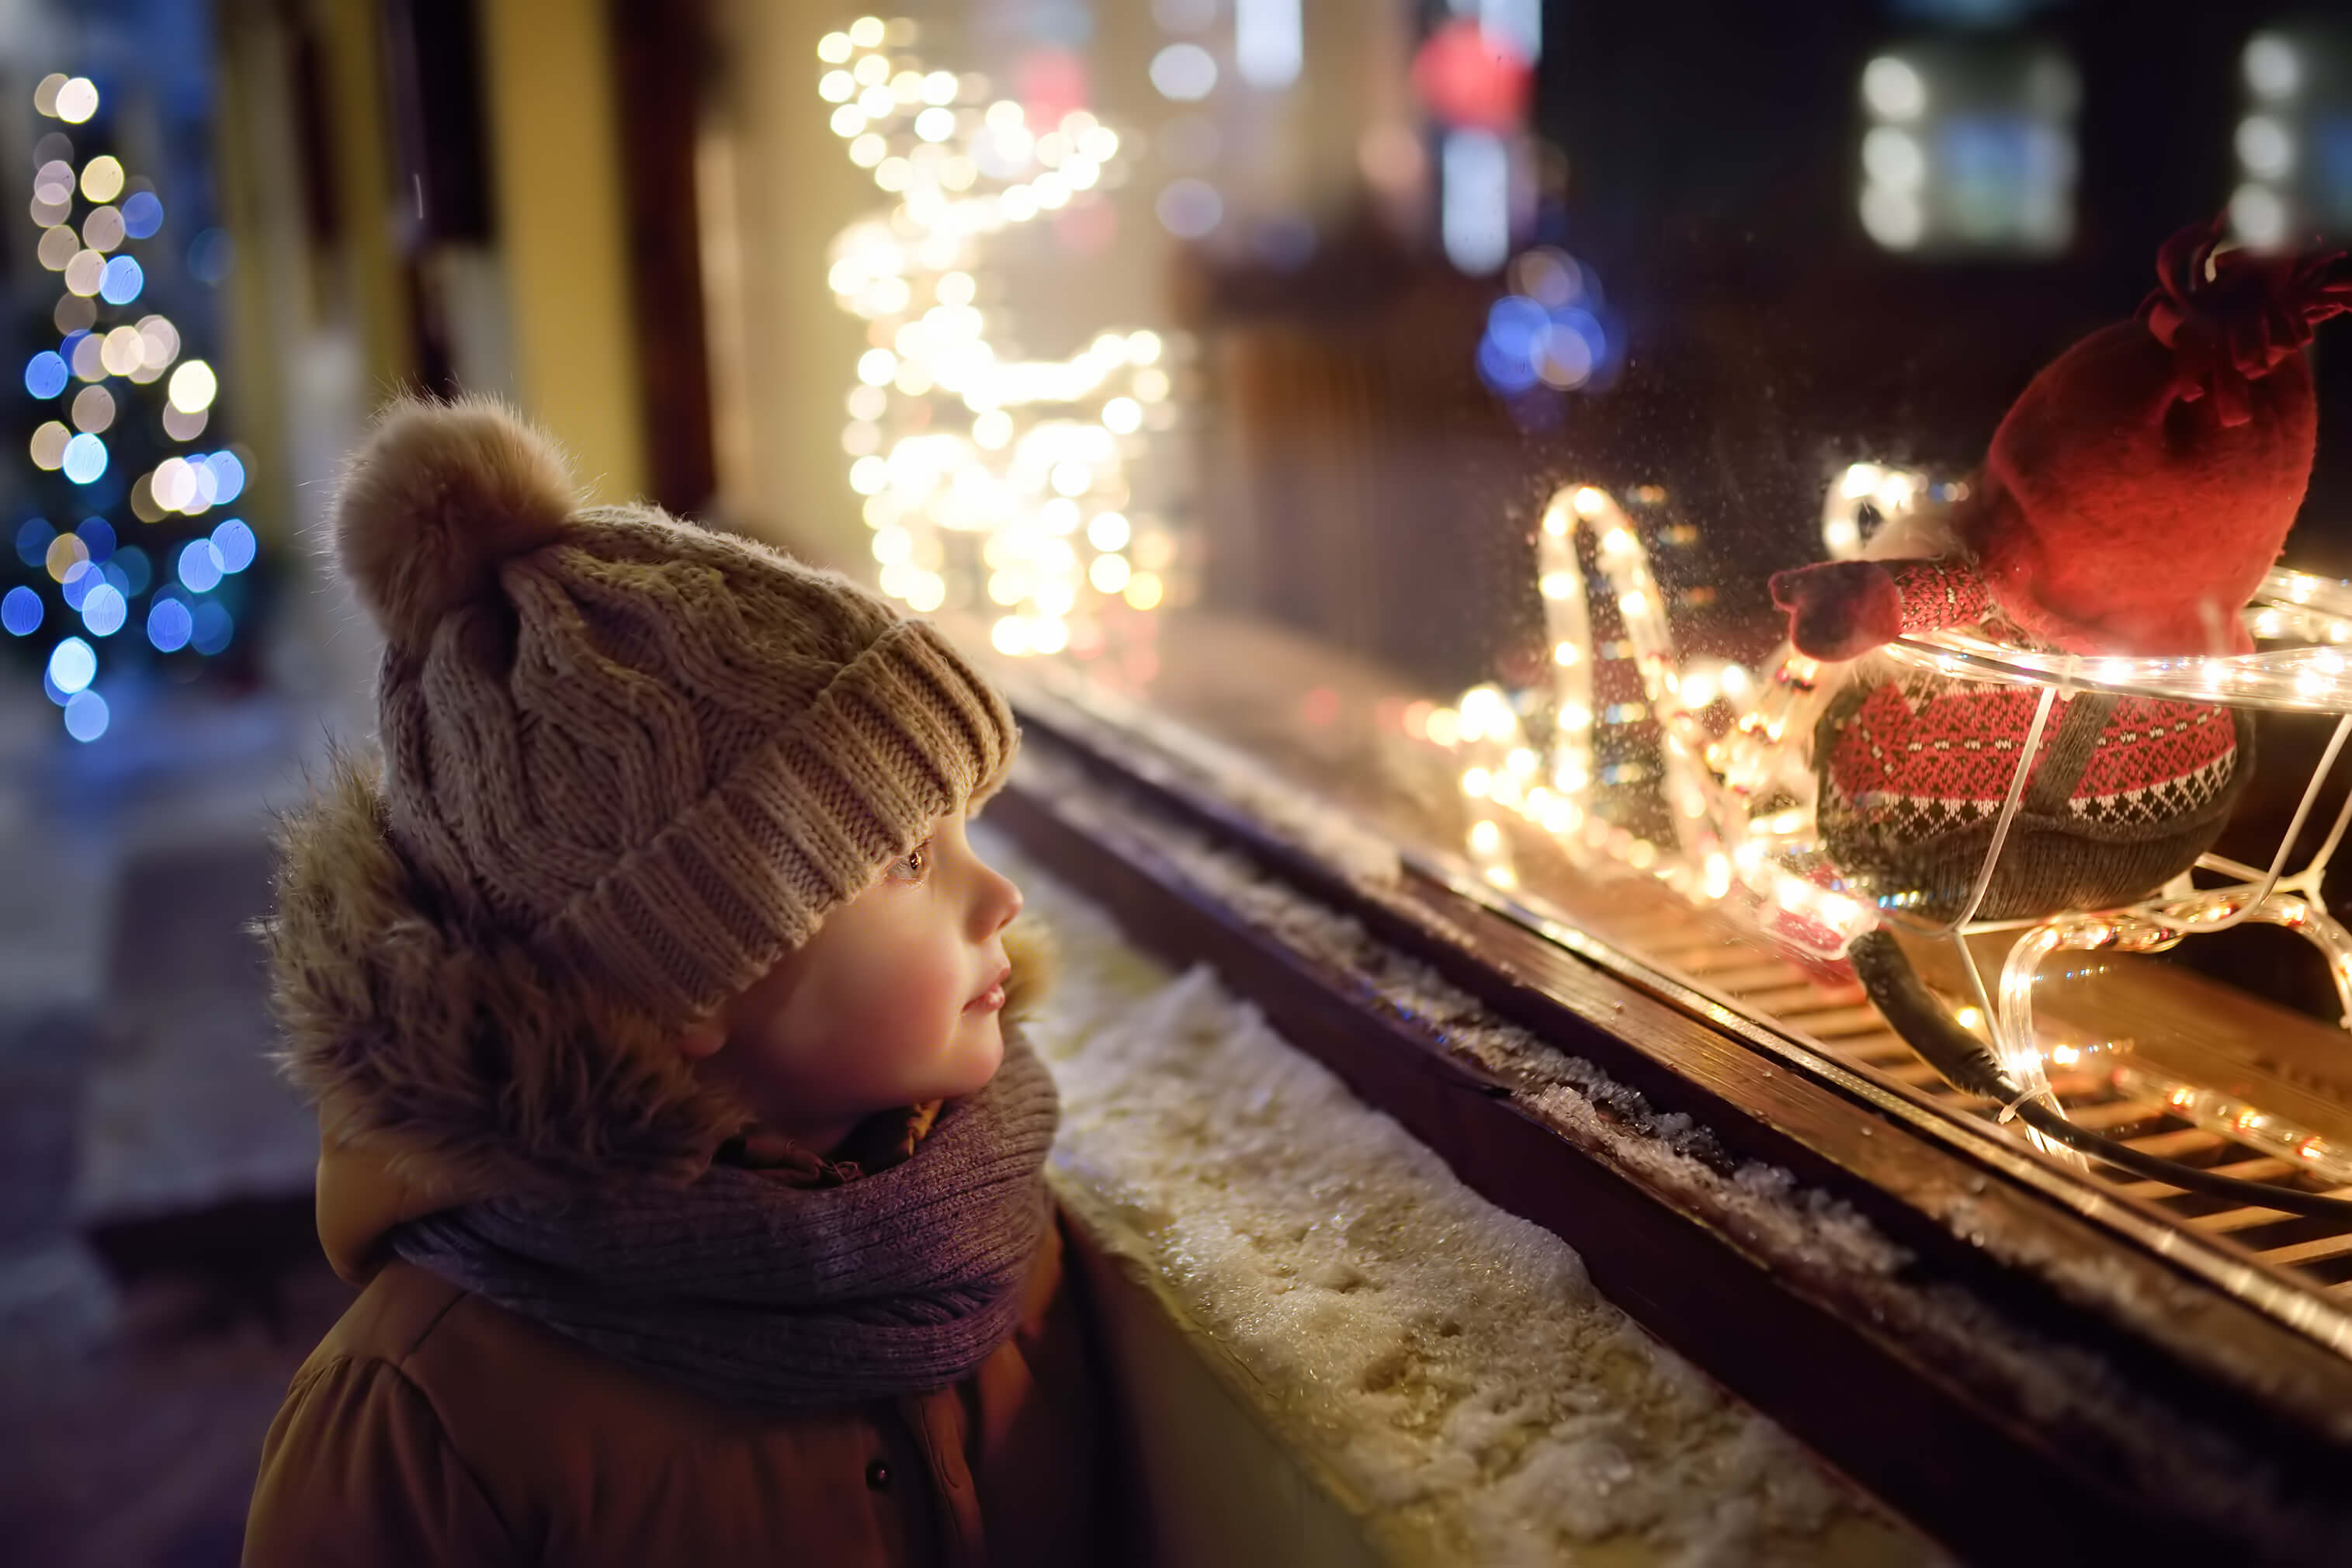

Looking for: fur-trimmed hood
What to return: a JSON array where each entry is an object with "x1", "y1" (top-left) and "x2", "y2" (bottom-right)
[{"x1": 265, "y1": 752, "x2": 1049, "y2": 1280}]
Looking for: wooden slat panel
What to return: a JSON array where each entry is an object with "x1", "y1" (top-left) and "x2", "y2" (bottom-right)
[
  {"x1": 2125, "y1": 1128, "x2": 2229, "y2": 1160},
  {"x1": 1745, "y1": 981, "x2": 1870, "y2": 1013},
  {"x1": 1702, "y1": 963, "x2": 1820, "y2": 993},
  {"x1": 1799, "y1": 1005, "x2": 1899, "y2": 1040},
  {"x1": 2260, "y1": 1230, "x2": 2352, "y2": 1268},
  {"x1": 1834, "y1": 1034, "x2": 1920, "y2": 1063},
  {"x1": 2066, "y1": 1100, "x2": 2171, "y2": 1133}
]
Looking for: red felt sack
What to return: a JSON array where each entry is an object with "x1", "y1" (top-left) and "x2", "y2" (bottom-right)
[{"x1": 1962, "y1": 222, "x2": 2351, "y2": 657}]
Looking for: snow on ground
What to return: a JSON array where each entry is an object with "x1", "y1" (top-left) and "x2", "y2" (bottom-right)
[{"x1": 981, "y1": 827, "x2": 1937, "y2": 1567}]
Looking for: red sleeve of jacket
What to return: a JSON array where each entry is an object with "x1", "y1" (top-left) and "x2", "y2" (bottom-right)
[{"x1": 244, "y1": 1356, "x2": 520, "y2": 1567}]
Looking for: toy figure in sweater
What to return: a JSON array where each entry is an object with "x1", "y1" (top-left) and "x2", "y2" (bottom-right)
[
  {"x1": 243, "y1": 399, "x2": 1127, "y2": 1567},
  {"x1": 1770, "y1": 221, "x2": 2349, "y2": 931}
]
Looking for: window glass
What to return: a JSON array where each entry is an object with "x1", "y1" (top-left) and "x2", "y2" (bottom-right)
[{"x1": 703, "y1": 5, "x2": 2352, "y2": 1283}]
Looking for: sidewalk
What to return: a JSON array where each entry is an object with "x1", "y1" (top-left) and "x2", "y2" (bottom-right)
[{"x1": 0, "y1": 664, "x2": 366, "y2": 1566}]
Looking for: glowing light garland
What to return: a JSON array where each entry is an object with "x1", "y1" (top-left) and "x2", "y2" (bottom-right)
[
  {"x1": 815, "y1": 18, "x2": 1183, "y2": 657},
  {"x1": 1434, "y1": 460, "x2": 2352, "y2": 1185}
]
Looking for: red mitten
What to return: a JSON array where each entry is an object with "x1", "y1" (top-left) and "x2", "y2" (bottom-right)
[
  {"x1": 1770, "y1": 561, "x2": 1899, "y2": 661},
  {"x1": 1771, "y1": 558, "x2": 1994, "y2": 661}
]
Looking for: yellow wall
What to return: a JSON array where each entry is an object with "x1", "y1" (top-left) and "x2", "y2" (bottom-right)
[
  {"x1": 478, "y1": 0, "x2": 647, "y2": 502},
  {"x1": 699, "y1": 0, "x2": 878, "y2": 567}
]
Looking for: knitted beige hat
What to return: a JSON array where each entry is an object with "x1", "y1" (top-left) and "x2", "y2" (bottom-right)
[{"x1": 331, "y1": 397, "x2": 1018, "y2": 1025}]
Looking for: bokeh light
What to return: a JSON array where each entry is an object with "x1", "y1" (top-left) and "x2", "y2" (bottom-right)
[
  {"x1": 99, "y1": 326, "x2": 144, "y2": 376},
  {"x1": 54, "y1": 77, "x2": 98, "y2": 124},
  {"x1": 80, "y1": 582, "x2": 125, "y2": 636},
  {"x1": 63, "y1": 249, "x2": 103, "y2": 297},
  {"x1": 71, "y1": 384, "x2": 116, "y2": 434},
  {"x1": 30, "y1": 421, "x2": 71, "y2": 470},
  {"x1": 121, "y1": 189, "x2": 161, "y2": 238},
  {"x1": 1476, "y1": 252, "x2": 1618, "y2": 403},
  {"x1": 61, "y1": 432, "x2": 107, "y2": 484},
  {"x1": 15, "y1": 519, "x2": 56, "y2": 567},
  {"x1": 82, "y1": 205, "x2": 125, "y2": 252},
  {"x1": 188, "y1": 227, "x2": 232, "y2": 284},
  {"x1": 79, "y1": 154, "x2": 123, "y2": 201},
  {"x1": 137, "y1": 314, "x2": 179, "y2": 373},
  {"x1": 43, "y1": 533, "x2": 85, "y2": 581},
  {"x1": 25, "y1": 352, "x2": 68, "y2": 400},
  {"x1": 206, "y1": 452, "x2": 247, "y2": 505},
  {"x1": 210, "y1": 518, "x2": 255, "y2": 573},
  {"x1": 1156, "y1": 178, "x2": 1223, "y2": 238},
  {"x1": 167, "y1": 359, "x2": 218, "y2": 413},
  {"x1": 190, "y1": 600, "x2": 233, "y2": 654},
  {"x1": 1150, "y1": 43, "x2": 1218, "y2": 102},
  {"x1": 62, "y1": 689, "x2": 109, "y2": 742},
  {"x1": 146, "y1": 595, "x2": 191, "y2": 652},
  {"x1": 37, "y1": 225, "x2": 79, "y2": 271},
  {"x1": 47, "y1": 636, "x2": 96, "y2": 694},
  {"x1": 99, "y1": 255, "x2": 142, "y2": 304},
  {"x1": 2, "y1": 587, "x2": 43, "y2": 637},
  {"x1": 178, "y1": 537, "x2": 225, "y2": 592},
  {"x1": 1861, "y1": 55, "x2": 1926, "y2": 120}
]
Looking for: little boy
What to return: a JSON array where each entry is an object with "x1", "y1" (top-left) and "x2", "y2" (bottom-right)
[{"x1": 242, "y1": 399, "x2": 1117, "y2": 1566}]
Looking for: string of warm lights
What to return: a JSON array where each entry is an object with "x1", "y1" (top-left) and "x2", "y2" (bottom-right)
[
  {"x1": 1432, "y1": 460, "x2": 2352, "y2": 1185},
  {"x1": 10, "y1": 71, "x2": 252, "y2": 742},
  {"x1": 1441, "y1": 462, "x2": 2352, "y2": 938},
  {"x1": 1438, "y1": 480, "x2": 1861, "y2": 931},
  {"x1": 815, "y1": 16, "x2": 1182, "y2": 658}
]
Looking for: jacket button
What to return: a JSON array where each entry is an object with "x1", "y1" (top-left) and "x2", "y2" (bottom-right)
[{"x1": 866, "y1": 1460, "x2": 890, "y2": 1490}]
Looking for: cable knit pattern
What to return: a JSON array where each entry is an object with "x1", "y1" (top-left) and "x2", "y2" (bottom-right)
[
  {"x1": 393, "y1": 1033, "x2": 1060, "y2": 1409},
  {"x1": 335, "y1": 401, "x2": 1020, "y2": 1024}
]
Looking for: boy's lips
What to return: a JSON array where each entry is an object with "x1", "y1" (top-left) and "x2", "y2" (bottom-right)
[{"x1": 965, "y1": 964, "x2": 1012, "y2": 1013}]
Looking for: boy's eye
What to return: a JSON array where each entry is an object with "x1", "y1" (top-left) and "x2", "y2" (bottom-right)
[{"x1": 890, "y1": 841, "x2": 931, "y2": 881}]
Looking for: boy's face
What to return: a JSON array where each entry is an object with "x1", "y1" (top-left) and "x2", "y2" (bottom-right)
[{"x1": 689, "y1": 810, "x2": 1023, "y2": 1152}]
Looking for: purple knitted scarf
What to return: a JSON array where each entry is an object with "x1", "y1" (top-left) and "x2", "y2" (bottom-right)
[{"x1": 394, "y1": 1034, "x2": 1059, "y2": 1411}]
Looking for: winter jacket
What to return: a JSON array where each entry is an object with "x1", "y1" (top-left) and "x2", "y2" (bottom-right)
[{"x1": 241, "y1": 760, "x2": 1121, "y2": 1566}]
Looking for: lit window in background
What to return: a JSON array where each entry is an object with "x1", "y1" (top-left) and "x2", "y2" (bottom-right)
[
  {"x1": 1414, "y1": 11, "x2": 1539, "y2": 276},
  {"x1": 1476, "y1": 0, "x2": 1542, "y2": 64},
  {"x1": 2232, "y1": 29, "x2": 2352, "y2": 248},
  {"x1": 1441, "y1": 130, "x2": 1511, "y2": 276},
  {"x1": 1857, "y1": 42, "x2": 2076, "y2": 255}
]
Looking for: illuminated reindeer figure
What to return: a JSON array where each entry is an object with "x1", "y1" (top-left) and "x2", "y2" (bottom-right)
[{"x1": 813, "y1": 19, "x2": 1180, "y2": 656}]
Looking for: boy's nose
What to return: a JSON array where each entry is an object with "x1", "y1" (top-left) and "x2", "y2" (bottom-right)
[{"x1": 978, "y1": 866, "x2": 1022, "y2": 935}]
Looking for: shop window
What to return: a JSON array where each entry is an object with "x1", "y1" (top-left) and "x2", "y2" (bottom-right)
[{"x1": 698, "y1": 1, "x2": 2352, "y2": 1306}]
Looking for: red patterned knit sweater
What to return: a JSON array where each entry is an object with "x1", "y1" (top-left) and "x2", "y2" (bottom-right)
[{"x1": 1813, "y1": 560, "x2": 2252, "y2": 922}]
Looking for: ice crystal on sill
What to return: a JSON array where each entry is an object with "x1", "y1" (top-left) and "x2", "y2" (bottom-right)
[{"x1": 989, "y1": 831, "x2": 1934, "y2": 1565}]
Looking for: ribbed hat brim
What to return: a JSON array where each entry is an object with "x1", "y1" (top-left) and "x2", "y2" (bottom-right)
[{"x1": 539, "y1": 619, "x2": 1018, "y2": 1020}]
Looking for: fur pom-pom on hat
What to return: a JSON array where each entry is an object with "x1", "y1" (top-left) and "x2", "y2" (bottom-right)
[{"x1": 332, "y1": 395, "x2": 578, "y2": 645}]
